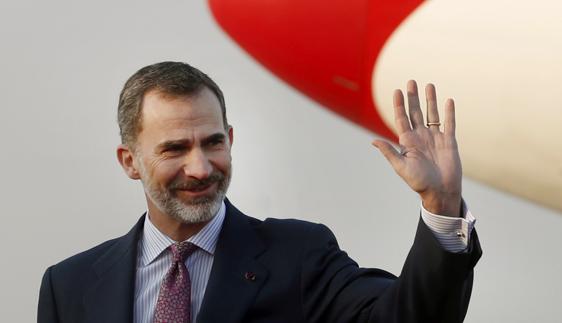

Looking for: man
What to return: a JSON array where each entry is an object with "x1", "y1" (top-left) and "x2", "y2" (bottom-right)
[{"x1": 38, "y1": 61, "x2": 481, "y2": 322}]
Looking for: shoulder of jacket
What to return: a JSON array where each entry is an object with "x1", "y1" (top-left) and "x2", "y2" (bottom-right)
[{"x1": 48, "y1": 237, "x2": 121, "y2": 275}]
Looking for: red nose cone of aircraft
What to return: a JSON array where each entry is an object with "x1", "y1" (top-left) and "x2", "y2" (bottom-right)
[{"x1": 208, "y1": 0, "x2": 424, "y2": 141}]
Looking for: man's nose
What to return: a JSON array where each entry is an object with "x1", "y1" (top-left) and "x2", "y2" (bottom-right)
[{"x1": 183, "y1": 148, "x2": 213, "y2": 179}]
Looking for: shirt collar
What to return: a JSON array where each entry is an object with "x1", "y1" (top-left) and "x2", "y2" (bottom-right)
[{"x1": 138, "y1": 201, "x2": 226, "y2": 267}]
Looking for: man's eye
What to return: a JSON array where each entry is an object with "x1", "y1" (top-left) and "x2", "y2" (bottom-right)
[
  {"x1": 164, "y1": 146, "x2": 185, "y2": 152},
  {"x1": 209, "y1": 139, "x2": 224, "y2": 146}
]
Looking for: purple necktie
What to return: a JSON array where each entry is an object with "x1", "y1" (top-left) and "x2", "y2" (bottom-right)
[{"x1": 154, "y1": 241, "x2": 198, "y2": 323}]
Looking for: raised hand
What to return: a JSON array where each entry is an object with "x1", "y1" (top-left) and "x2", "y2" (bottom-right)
[{"x1": 372, "y1": 80, "x2": 462, "y2": 217}]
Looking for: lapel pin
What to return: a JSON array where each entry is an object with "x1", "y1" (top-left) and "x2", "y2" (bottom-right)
[{"x1": 244, "y1": 271, "x2": 256, "y2": 281}]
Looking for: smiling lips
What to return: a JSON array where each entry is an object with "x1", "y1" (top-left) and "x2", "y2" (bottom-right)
[
  {"x1": 169, "y1": 170, "x2": 225, "y2": 198},
  {"x1": 174, "y1": 182, "x2": 218, "y2": 199}
]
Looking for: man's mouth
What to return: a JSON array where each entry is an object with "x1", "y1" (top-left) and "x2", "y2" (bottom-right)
[
  {"x1": 175, "y1": 182, "x2": 217, "y2": 197},
  {"x1": 187, "y1": 183, "x2": 213, "y2": 192},
  {"x1": 169, "y1": 172, "x2": 225, "y2": 198}
]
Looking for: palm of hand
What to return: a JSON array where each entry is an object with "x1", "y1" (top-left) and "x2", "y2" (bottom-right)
[
  {"x1": 373, "y1": 80, "x2": 462, "y2": 216},
  {"x1": 398, "y1": 126, "x2": 461, "y2": 197}
]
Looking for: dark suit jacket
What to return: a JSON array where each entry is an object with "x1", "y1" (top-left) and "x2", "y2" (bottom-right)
[{"x1": 38, "y1": 199, "x2": 481, "y2": 323}]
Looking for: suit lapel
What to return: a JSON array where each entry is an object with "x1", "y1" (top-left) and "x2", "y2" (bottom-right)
[
  {"x1": 83, "y1": 216, "x2": 145, "y2": 323},
  {"x1": 197, "y1": 200, "x2": 268, "y2": 323}
]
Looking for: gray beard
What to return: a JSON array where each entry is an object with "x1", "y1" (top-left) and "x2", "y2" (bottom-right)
[
  {"x1": 148, "y1": 186, "x2": 226, "y2": 224},
  {"x1": 138, "y1": 162, "x2": 231, "y2": 224}
]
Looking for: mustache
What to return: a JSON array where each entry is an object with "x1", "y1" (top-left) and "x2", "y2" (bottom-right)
[{"x1": 168, "y1": 171, "x2": 225, "y2": 190}]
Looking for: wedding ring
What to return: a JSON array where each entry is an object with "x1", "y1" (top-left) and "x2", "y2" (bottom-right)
[{"x1": 426, "y1": 122, "x2": 441, "y2": 127}]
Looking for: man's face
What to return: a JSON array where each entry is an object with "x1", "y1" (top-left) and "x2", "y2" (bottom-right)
[{"x1": 132, "y1": 88, "x2": 232, "y2": 224}]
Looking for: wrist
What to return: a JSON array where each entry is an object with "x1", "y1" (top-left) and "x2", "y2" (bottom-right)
[{"x1": 421, "y1": 191, "x2": 462, "y2": 217}]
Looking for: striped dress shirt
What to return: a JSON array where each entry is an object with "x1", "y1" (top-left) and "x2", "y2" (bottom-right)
[
  {"x1": 133, "y1": 199, "x2": 474, "y2": 322},
  {"x1": 133, "y1": 201, "x2": 225, "y2": 323},
  {"x1": 421, "y1": 200, "x2": 476, "y2": 252}
]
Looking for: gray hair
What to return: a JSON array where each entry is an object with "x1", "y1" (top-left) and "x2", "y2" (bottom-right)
[{"x1": 117, "y1": 61, "x2": 227, "y2": 147}]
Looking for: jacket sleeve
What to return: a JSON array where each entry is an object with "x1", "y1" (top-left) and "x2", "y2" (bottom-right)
[
  {"x1": 38, "y1": 266, "x2": 60, "y2": 323},
  {"x1": 300, "y1": 217, "x2": 482, "y2": 323}
]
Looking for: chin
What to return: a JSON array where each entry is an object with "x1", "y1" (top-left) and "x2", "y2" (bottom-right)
[{"x1": 169, "y1": 198, "x2": 222, "y2": 224}]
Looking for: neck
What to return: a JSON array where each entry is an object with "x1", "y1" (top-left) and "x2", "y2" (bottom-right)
[{"x1": 146, "y1": 203, "x2": 210, "y2": 242}]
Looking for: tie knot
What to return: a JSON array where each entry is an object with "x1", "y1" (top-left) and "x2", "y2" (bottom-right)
[{"x1": 169, "y1": 241, "x2": 197, "y2": 262}]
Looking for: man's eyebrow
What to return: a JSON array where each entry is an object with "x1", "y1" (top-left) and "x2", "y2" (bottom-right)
[
  {"x1": 155, "y1": 133, "x2": 226, "y2": 151},
  {"x1": 156, "y1": 139, "x2": 191, "y2": 151}
]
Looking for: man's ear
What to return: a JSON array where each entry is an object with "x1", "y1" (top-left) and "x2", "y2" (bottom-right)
[
  {"x1": 117, "y1": 144, "x2": 141, "y2": 180},
  {"x1": 228, "y1": 125, "x2": 234, "y2": 147}
]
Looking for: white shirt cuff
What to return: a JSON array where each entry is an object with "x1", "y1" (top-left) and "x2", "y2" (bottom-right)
[{"x1": 420, "y1": 200, "x2": 476, "y2": 253}]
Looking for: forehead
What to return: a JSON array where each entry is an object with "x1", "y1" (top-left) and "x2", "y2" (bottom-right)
[{"x1": 139, "y1": 88, "x2": 224, "y2": 138}]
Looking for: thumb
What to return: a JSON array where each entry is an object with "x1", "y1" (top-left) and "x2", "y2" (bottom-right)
[{"x1": 372, "y1": 140, "x2": 404, "y2": 172}]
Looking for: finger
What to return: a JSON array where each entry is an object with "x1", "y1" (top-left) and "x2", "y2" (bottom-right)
[
  {"x1": 393, "y1": 89, "x2": 412, "y2": 135},
  {"x1": 444, "y1": 98, "x2": 456, "y2": 136},
  {"x1": 425, "y1": 83, "x2": 441, "y2": 132},
  {"x1": 372, "y1": 139, "x2": 405, "y2": 172},
  {"x1": 407, "y1": 80, "x2": 425, "y2": 129}
]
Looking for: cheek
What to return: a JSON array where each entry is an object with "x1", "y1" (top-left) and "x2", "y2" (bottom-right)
[
  {"x1": 149, "y1": 159, "x2": 184, "y2": 183},
  {"x1": 209, "y1": 151, "x2": 232, "y2": 172}
]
